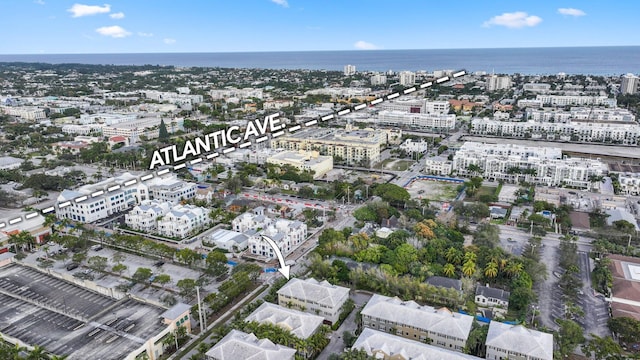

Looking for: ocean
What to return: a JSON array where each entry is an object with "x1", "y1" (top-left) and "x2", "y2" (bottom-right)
[{"x1": 0, "y1": 47, "x2": 638, "y2": 75}]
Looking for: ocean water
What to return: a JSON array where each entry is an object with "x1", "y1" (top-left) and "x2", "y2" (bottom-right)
[{"x1": 0, "y1": 47, "x2": 638, "y2": 75}]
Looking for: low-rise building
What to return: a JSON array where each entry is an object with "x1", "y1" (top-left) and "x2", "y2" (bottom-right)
[
  {"x1": 424, "y1": 156, "x2": 453, "y2": 175},
  {"x1": 157, "y1": 204, "x2": 209, "y2": 239},
  {"x1": 498, "y1": 185, "x2": 520, "y2": 203},
  {"x1": 360, "y1": 294, "x2": 473, "y2": 352},
  {"x1": 205, "y1": 329, "x2": 296, "y2": 360},
  {"x1": 0, "y1": 156, "x2": 24, "y2": 171},
  {"x1": 376, "y1": 110, "x2": 456, "y2": 130},
  {"x1": 245, "y1": 302, "x2": 324, "y2": 339},
  {"x1": 232, "y1": 212, "x2": 307, "y2": 261},
  {"x1": 277, "y1": 278, "x2": 350, "y2": 325},
  {"x1": 148, "y1": 178, "x2": 197, "y2": 204},
  {"x1": 266, "y1": 150, "x2": 333, "y2": 180},
  {"x1": 125, "y1": 200, "x2": 171, "y2": 233},
  {"x1": 352, "y1": 328, "x2": 482, "y2": 360},
  {"x1": 208, "y1": 229, "x2": 248, "y2": 252},
  {"x1": 475, "y1": 285, "x2": 510, "y2": 314},
  {"x1": 485, "y1": 322, "x2": 553, "y2": 360}
]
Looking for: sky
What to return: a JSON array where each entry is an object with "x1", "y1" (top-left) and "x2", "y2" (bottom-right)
[{"x1": 1, "y1": 0, "x2": 639, "y2": 54}]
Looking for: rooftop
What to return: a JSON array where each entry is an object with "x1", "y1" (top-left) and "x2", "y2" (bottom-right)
[
  {"x1": 486, "y1": 322, "x2": 553, "y2": 360},
  {"x1": 476, "y1": 285, "x2": 510, "y2": 302},
  {"x1": 425, "y1": 275, "x2": 463, "y2": 292},
  {"x1": 277, "y1": 278, "x2": 349, "y2": 309},
  {"x1": 205, "y1": 329, "x2": 296, "y2": 360},
  {"x1": 245, "y1": 302, "x2": 324, "y2": 339}
]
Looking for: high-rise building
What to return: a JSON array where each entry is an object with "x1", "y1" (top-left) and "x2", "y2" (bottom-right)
[
  {"x1": 486, "y1": 75, "x2": 512, "y2": 91},
  {"x1": 344, "y1": 64, "x2": 356, "y2": 76},
  {"x1": 398, "y1": 71, "x2": 416, "y2": 86},
  {"x1": 370, "y1": 73, "x2": 387, "y2": 86},
  {"x1": 621, "y1": 73, "x2": 639, "y2": 94}
]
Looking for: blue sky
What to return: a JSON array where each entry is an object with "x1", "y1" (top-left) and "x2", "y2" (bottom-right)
[{"x1": 1, "y1": 0, "x2": 638, "y2": 54}]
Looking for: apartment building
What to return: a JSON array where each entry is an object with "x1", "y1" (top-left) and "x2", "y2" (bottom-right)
[
  {"x1": 157, "y1": 204, "x2": 209, "y2": 239},
  {"x1": 535, "y1": 94, "x2": 616, "y2": 107},
  {"x1": 471, "y1": 117, "x2": 640, "y2": 145},
  {"x1": 125, "y1": 200, "x2": 171, "y2": 232},
  {"x1": 452, "y1": 142, "x2": 608, "y2": 188},
  {"x1": 376, "y1": 110, "x2": 456, "y2": 130},
  {"x1": 266, "y1": 150, "x2": 333, "y2": 179},
  {"x1": 485, "y1": 322, "x2": 553, "y2": 360},
  {"x1": 205, "y1": 330, "x2": 296, "y2": 360},
  {"x1": 360, "y1": 294, "x2": 473, "y2": 352},
  {"x1": 101, "y1": 117, "x2": 184, "y2": 143},
  {"x1": 370, "y1": 73, "x2": 387, "y2": 86},
  {"x1": 277, "y1": 278, "x2": 350, "y2": 325},
  {"x1": 0, "y1": 106, "x2": 46, "y2": 121},
  {"x1": 379, "y1": 99, "x2": 450, "y2": 114},
  {"x1": 209, "y1": 88, "x2": 264, "y2": 100},
  {"x1": 526, "y1": 107, "x2": 635, "y2": 123},
  {"x1": 245, "y1": 302, "x2": 324, "y2": 340},
  {"x1": 522, "y1": 83, "x2": 551, "y2": 93},
  {"x1": 231, "y1": 212, "x2": 307, "y2": 260},
  {"x1": 271, "y1": 126, "x2": 385, "y2": 164},
  {"x1": 617, "y1": 174, "x2": 640, "y2": 195},
  {"x1": 142, "y1": 90, "x2": 203, "y2": 105},
  {"x1": 486, "y1": 75, "x2": 512, "y2": 91},
  {"x1": 399, "y1": 71, "x2": 416, "y2": 86},
  {"x1": 620, "y1": 73, "x2": 639, "y2": 95},
  {"x1": 344, "y1": 64, "x2": 356, "y2": 76},
  {"x1": 424, "y1": 156, "x2": 453, "y2": 175},
  {"x1": 352, "y1": 328, "x2": 482, "y2": 360},
  {"x1": 399, "y1": 139, "x2": 431, "y2": 153}
]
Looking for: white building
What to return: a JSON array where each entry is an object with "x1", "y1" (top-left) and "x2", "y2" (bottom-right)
[
  {"x1": 101, "y1": 117, "x2": 184, "y2": 143},
  {"x1": 352, "y1": 328, "x2": 482, "y2": 360},
  {"x1": 245, "y1": 302, "x2": 324, "y2": 339},
  {"x1": 142, "y1": 90, "x2": 203, "y2": 105},
  {"x1": 205, "y1": 330, "x2": 295, "y2": 360},
  {"x1": 522, "y1": 83, "x2": 551, "y2": 93},
  {"x1": 618, "y1": 173, "x2": 640, "y2": 196},
  {"x1": 399, "y1": 139, "x2": 431, "y2": 153},
  {"x1": 475, "y1": 285, "x2": 510, "y2": 310},
  {"x1": 208, "y1": 229, "x2": 248, "y2": 252},
  {"x1": 485, "y1": 322, "x2": 553, "y2": 360},
  {"x1": 376, "y1": 110, "x2": 455, "y2": 130},
  {"x1": 344, "y1": 64, "x2": 356, "y2": 76},
  {"x1": 452, "y1": 142, "x2": 608, "y2": 188},
  {"x1": 424, "y1": 156, "x2": 453, "y2": 176},
  {"x1": 399, "y1": 71, "x2": 416, "y2": 86},
  {"x1": 486, "y1": 75, "x2": 512, "y2": 91},
  {"x1": 157, "y1": 204, "x2": 209, "y2": 239},
  {"x1": 620, "y1": 73, "x2": 639, "y2": 95},
  {"x1": 231, "y1": 212, "x2": 307, "y2": 260},
  {"x1": 361, "y1": 294, "x2": 473, "y2": 352},
  {"x1": 148, "y1": 178, "x2": 197, "y2": 204},
  {"x1": 0, "y1": 156, "x2": 24, "y2": 170},
  {"x1": 277, "y1": 278, "x2": 350, "y2": 324},
  {"x1": 0, "y1": 106, "x2": 46, "y2": 121},
  {"x1": 125, "y1": 200, "x2": 171, "y2": 232},
  {"x1": 370, "y1": 73, "x2": 387, "y2": 86},
  {"x1": 266, "y1": 150, "x2": 333, "y2": 179},
  {"x1": 535, "y1": 94, "x2": 616, "y2": 107}
]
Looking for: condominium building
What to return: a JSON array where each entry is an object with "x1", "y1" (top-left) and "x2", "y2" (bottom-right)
[
  {"x1": 485, "y1": 322, "x2": 553, "y2": 360},
  {"x1": 352, "y1": 328, "x2": 482, "y2": 360},
  {"x1": 277, "y1": 278, "x2": 350, "y2": 324},
  {"x1": 0, "y1": 106, "x2": 46, "y2": 121},
  {"x1": 271, "y1": 126, "x2": 385, "y2": 164},
  {"x1": 142, "y1": 90, "x2": 203, "y2": 105},
  {"x1": 360, "y1": 294, "x2": 473, "y2": 352},
  {"x1": 266, "y1": 150, "x2": 333, "y2": 179},
  {"x1": 399, "y1": 139, "x2": 431, "y2": 153},
  {"x1": 157, "y1": 204, "x2": 209, "y2": 239},
  {"x1": 620, "y1": 73, "x2": 639, "y2": 95},
  {"x1": 424, "y1": 156, "x2": 453, "y2": 175},
  {"x1": 101, "y1": 117, "x2": 184, "y2": 143},
  {"x1": 125, "y1": 200, "x2": 171, "y2": 232},
  {"x1": 245, "y1": 302, "x2": 324, "y2": 340},
  {"x1": 231, "y1": 212, "x2": 307, "y2": 260},
  {"x1": 617, "y1": 174, "x2": 640, "y2": 196},
  {"x1": 526, "y1": 107, "x2": 635, "y2": 123},
  {"x1": 535, "y1": 95, "x2": 616, "y2": 107},
  {"x1": 486, "y1": 75, "x2": 512, "y2": 91},
  {"x1": 399, "y1": 71, "x2": 416, "y2": 86},
  {"x1": 370, "y1": 73, "x2": 387, "y2": 86},
  {"x1": 344, "y1": 64, "x2": 356, "y2": 76},
  {"x1": 376, "y1": 110, "x2": 456, "y2": 130},
  {"x1": 209, "y1": 88, "x2": 264, "y2": 100},
  {"x1": 471, "y1": 117, "x2": 640, "y2": 145},
  {"x1": 205, "y1": 330, "x2": 296, "y2": 360},
  {"x1": 452, "y1": 142, "x2": 608, "y2": 188}
]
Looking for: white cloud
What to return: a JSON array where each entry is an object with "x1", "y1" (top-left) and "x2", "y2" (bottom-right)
[
  {"x1": 34, "y1": 0, "x2": 45, "y2": 5},
  {"x1": 95, "y1": 25, "x2": 131, "y2": 38},
  {"x1": 483, "y1": 11, "x2": 542, "y2": 28},
  {"x1": 163, "y1": 38, "x2": 176, "y2": 44},
  {"x1": 354, "y1": 40, "x2": 379, "y2": 50},
  {"x1": 138, "y1": 32, "x2": 154, "y2": 37},
  {"x1": 68, "y1": 3, "x2": 111, "y2": 17},
  {"x1": 558, "y1": 8, "x2": 586, "y2": 17},
  {"x1": 271, "y1": 0, "x2": 289, "y2": 8},
  {"x1": 109, "y1": 12, "x2": 125, "y2": 19}
]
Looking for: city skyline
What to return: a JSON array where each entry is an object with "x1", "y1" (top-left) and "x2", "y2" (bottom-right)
[{"x1": 1, "y1": 0, "x2": 639, "y2": 54}]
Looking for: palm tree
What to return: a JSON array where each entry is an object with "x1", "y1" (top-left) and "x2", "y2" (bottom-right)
[
  {"x1": 463, "y1": 251, "x2": 477, "y2": 264},
  {"x1": 26, "y1": 345, "x2": 49, "y2": 360},
  {"x1": 466, "y1": 164, "x2": 482, "y2": 176},
  {"x1": 443, "y1": 263, "x2": 456, "y2": 277},
  {"x1": 505, "y1": 261, "x2": 524, "y2": 278},
  {"x1": 484, "y1": 261, "x2": 499, "y2": 279},
  {"x1": 462, "y1": 260, "x2": 476, "y2": 277},
  {"x1": 445, "y1": 247, "x2": 463, "y2": 265}
]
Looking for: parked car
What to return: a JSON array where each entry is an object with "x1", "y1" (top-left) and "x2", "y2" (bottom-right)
[
  {"x1": 91, "y1": 245, "x2": 103, "y2": 251},
  {"x1": 66, "y1": 263, "x2": 79, "y2": 271},
  {"x1": 154, "y1": 261, "x2": 165, "y2": 267}
]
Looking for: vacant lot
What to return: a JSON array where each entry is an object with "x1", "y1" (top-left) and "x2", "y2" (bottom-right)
[{"x1": 406, "y1": 180, "x2": 460, "y2": 202}]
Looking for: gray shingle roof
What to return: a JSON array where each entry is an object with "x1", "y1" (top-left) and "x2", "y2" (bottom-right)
[
  {"x1": 277, "y1": 278, "x2": 349, "y2": 309},
  {"x1": 475, "y1": 285, "x2": 510, "y2": 302},
  {"x1": 245, "y1": 303, "x2": 323, "y2": 339},
  {"x1": 426, "y1": 276, "x2": 463, "y2": 292},
  {"x1": 205, "y1": 330, "x2": 296, "y2": 360},
  {"x1": 486, "y1": 322, "x2": 553, "y2": 360}
]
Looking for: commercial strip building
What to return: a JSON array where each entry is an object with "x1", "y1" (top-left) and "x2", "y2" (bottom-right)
[
  {"x1": 266, "y1": 150, "x2": 333, "y2": 179},
  {"x1": 277, "y1": 278, "x2": 350, "y2": 325},
  {"x1": 451, "y1": 142, "x2": 608, "y2": 188},
  {"x1": 360, "y1": 294, "x2": 473, "y2": 352}
]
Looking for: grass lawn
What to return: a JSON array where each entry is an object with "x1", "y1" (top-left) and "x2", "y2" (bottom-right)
[
  {"x1": 469, "y1": 185, "x2": 497, "y2": 201},
  {"x1": 391, "y1": 159, "x2": 415, "y2": 171}
]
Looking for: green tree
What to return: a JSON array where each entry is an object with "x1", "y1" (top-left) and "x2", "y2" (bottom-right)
[
  {"x1": 556, "y1": 319, "x2": 585, "y2": 357},
  {"x1": 608, "y1": 317, "x2": 640, "y2": 344},
  {"x1": 112, "y1": 263, "x2": 127, "y2": 275},
  {"x1": 132, "y1": 267, "x2": 153, "y2": 284},
  {"x1": 177, "y1": 278, "x2": 197, "y2": 299},
  {"x1": 154, "y1": 274, "x2": 171, "y2": 286},
  {"x1": 443, "y1": 263, "x2": 456, "y2": 277},
  {"x1": 87, "y1": 256, "x2": 108, "y2": 273},
  {"x1": 581, "y1": 335, "x2": 623, "y2": 360},
  {"x1": 158, "y1": 118, "x2": 169, "y2": 141}
]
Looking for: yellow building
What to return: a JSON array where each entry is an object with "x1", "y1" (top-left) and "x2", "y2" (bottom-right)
[{"x1": 266, "y1": 150, "x2": 333, "y2": 179}]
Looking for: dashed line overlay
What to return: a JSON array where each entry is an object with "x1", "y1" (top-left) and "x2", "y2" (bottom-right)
[{"x1": 13, "y1": 71, "x2": 465, "y2": 228}]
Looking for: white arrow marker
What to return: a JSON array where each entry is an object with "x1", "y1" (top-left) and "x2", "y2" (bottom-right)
[{"x1": 261, "y1": 234, "x2": 291, "y2": 279}]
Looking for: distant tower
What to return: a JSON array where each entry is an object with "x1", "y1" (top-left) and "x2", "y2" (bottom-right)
[
  {"x1": 620, "y1": 73, "x2": 639, "y2": 94},
  {"x1": 344, "y1": 64, "x2": 356, "y2": 76},
  {"x1": 486, "y1": 75, "x2": 512, "y2": 91},
  {"x1": 370, "y1": 73, "x2": 387, "y2": 86},
  {"x1": 398, "y1": 71, "x2": 416, "y2": 86}
]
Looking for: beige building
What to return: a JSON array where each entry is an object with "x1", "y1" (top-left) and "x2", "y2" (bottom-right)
[
  {"x1": 271, "y1": 126, "x2": 385, "y2": 165},
  {"x1": 277, "y1": 278, "x2": 350, "y2": 325},
  {"x1": 267, "y1": 150, "x2": 333, "y2": 179},
  {"x1": 360, "y1": 294, "x2": 473, "y2": 353},
  {"x1": 245, "y1": 302, "x2": 324, "y2": 339}
]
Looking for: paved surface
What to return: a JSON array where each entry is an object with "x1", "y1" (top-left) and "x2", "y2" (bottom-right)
[{"x1": 575, "y1": 251, "x2": 610, "y2": 337}]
